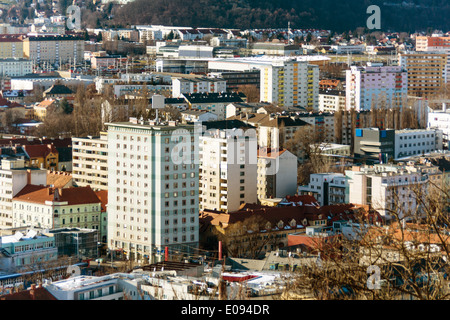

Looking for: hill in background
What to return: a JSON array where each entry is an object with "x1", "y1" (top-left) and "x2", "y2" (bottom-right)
[{"x1": 109, "y1": 0, "x2": 450, "y2": 32}]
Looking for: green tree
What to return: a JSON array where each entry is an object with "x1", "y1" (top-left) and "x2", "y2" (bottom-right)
[{"x1": 60, "y1": 98, "x2": 73, "y2": 114}]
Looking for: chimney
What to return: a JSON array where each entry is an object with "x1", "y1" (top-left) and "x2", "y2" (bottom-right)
[
  {"x1": 53, "y1": 188, "x2": 60, "y2": 201},
  {"x1": 30, "y1": 284, "x2": 36, "y2": 300}
]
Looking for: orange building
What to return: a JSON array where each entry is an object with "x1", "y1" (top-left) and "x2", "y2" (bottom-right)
[{"x1": 23, "y1": 144, "x2": 59, "y2": 170}]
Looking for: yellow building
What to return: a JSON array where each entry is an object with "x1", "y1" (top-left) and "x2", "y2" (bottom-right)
[
  {"x1": 260, "y1": 59, "x2": 319, "y2": 109},
  {"x1": 22, "y1": 34, "x2": 85, "y2": 65},
  {"x1": 23, "y1": 144, "x2": 59, "y2": 170},
  {"x1": 33, "y1": 99, "x2": 56, "y2": 120},
  {"x1": 0, "y1": 35, "x2": 24, "y2": 59}
]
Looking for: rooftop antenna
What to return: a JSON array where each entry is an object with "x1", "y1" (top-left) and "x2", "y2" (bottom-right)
[{"x1": 152, "y1": 94, "x2": 165, "y2": 123}]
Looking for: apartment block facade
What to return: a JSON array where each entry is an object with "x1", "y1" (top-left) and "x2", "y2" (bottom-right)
[
  {"x1": 12, "y1": 185, "x2": 102, "y2": 231},
  {"x1": 298, "y1": 173, "x2": 348, "y2": 206},
  {"x1": 171, "y1": 76, "x2": 227, "y2": 98},
  {"x1": 346, "y1": 63, "x2": 408, "y2": 111},
  {"x1": 72, "y1": 133, "x2": 109, "y2": 191},
  {"x1": 106, "y1": 120, "x2": 199, "y2": 263},
  {"x1": 0, "y1": 159, "x2": 47, "y2": 229},
  {"x1": 260, "y1": 60, "x2": 319, "y2": 109},
  {"x1": 257, "y1": 148, "x2": 297, "y2": 201},
  {"x1": 0, "y1": 58, "x2": 32, "y2": 77},
  {"x1": 22, "y1": 34, "x2": 85, "y2": 65},
  {"x1": 346, "y1": 163, "x2": 442, "y2": 220},
  {"x1": 395, "y1": 128, "x2": 443, "y2": 159},
  {"x1": 399, "y1": 52, "x2": 448, "y2": 97},
  {"x1": 416, "y1": 35, "x2": 450, "y2": 54},
  {"x1": 428, "y1": 104, "x2": 450, "y2": 148},
  {"x1": 319, "y1": 89, "x2": 346, "y2": 113},
  {"x1": 199, "y1": 128, "x2": 257, "y2": 212},
  {"x1": 0, "y1": 35, "x2": 24, "y2": 59},
  {"x1": 353, "y1": 127, "x2": 443, "y2": 162}
]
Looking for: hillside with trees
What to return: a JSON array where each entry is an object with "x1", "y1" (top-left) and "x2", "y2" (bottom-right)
[{"x1": 109, "y1": 0, "x2": 450, "y2": 32}]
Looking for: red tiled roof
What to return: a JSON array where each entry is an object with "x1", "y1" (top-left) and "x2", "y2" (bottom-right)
[
  {"x1": 41, "y1": 138, "x2": 72, "y2": 148},
  {"x1": 24, "y1": 144, "x2": 58, "y2": 158},
  {"x1": 36, "y1": 99, "x2": 55, "y2": 108},
  {"x1": 0, "y1": 137, "x2": 39, "y2": 147},
  {"x1": 0, "y1": 286, "x2": 57, "y2": 300},
  {"x1": 14, "y1": 185, "x2": 101, "y2": 206},
  {"x1": 284, "y1": 195, "x2": 319, "y2": 206},
  {"x1": 257, "y1": 147, "x2": 287, "y2": 158},
  {"x1": 95, "y1": 190, "x2": 108, "y2": 212},
  {"x1": 46, "y1": 171, "x2": 73, "y2": 189}
]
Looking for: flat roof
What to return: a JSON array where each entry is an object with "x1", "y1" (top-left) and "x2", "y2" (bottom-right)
[{"x1": 105, "y1": 121, "x2": 195, "y2": 131}]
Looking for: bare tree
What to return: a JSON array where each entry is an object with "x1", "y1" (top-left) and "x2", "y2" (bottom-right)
[
  {"x1": 236, "y1": 84, "x2": 260, "y2": 103},
  {"x1": 215, "y1": 215, "x2": 280, "y2": 259},
  {"x1": 285, "y1": 126, "x2": 333, "y2": 185},
  {"x1": 285, "y1": 175, "x2": 450, "y2": 300}
]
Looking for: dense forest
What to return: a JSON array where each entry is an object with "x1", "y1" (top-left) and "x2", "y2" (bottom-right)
[{"x1": 109, "y1": 0, "x2": 450, "y2": 32}]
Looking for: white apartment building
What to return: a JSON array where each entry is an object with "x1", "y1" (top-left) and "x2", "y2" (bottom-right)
[
  {"x1": 0, "y1": 159, "x2": 47, "y2": 229},
  {"x1": 171, "y1": 76, "x2": 227, "y2": 98},
  {"x1": 346, "y1": 63, "x2": 408, "y2": 111},
  {"x1": 0, "y1": 58, "x2": 32, "y2": 77},
  {"x1": 199, "y1": 128, "x2": 257, "y2": 212},
  {"x1": 428, "y1": 103, "x2": 450, "y2": 148},
  {"x1": 394, "y1": 128, "x2": 443, "y2": 160},
  {"x1": 346, "y1": 163, "x2": 442, "y2": 220},
  {"x1": 257, "y1": 148, "x2": 297, "y2": 201},
  {"x1": 139, "y1": 28, "x2": 164, "y2": 43},
  {"x1": 72, "y1": 133, "x2": 109, "y2": 191},
  {"x1": 259, "y1": 59, "x2": 319, "y2": 109},
  {"x1": 106, "y1": 119, "x2": 199, "y2": 263},
  {"x1": 298, "y1": 173, "x2": 348, "y2": 206},
  {"x1": 43, "y1": 274, "x2": 127, "y2": 300},
  {"x1": 319, "y1": 89, "x2": 346, "y2": 112}
]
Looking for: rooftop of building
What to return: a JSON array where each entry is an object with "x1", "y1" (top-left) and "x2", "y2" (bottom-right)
[
  {"x1": 95, "y1": 190, "x2": 108, "y2": 213},
  {"x1": 45, "y1": 274, "x2": 121, "y2": 291},
  {"x1": 46, "y1": 170, "x2": 72, "y2": 189},
  {"x1": 23, "y1": 143, "x2": 58, "y2": 158},
  {"x1": 199, "y1": 201, "x2": 366, "y2": 232},
  {"x1": 182, "y1": 92, "x2": 245, "y2": 104},
  {"x1": 257, "y1": 147, "x2": 288, "y2": 159},
  {"x1": 14, "y1": 185, "x2": 101, "y2": 206},
  {"x1": 0, "y1": 285, "x2": 57, "y2": 300},
  {"x1": 43, "y1": 84, "x2": 74, "y2": 95},
  {"x1": 0, "y1": 229, "x2": 52, "y2": 245},
  {"x1": 258, "y1": 115, "x2": 310, "y2": 128},
  {"x1": 181, "y1": 109, "x2": 214, "y2": 116},
  {"x1": 25, "y1": 34, "x2": 85, "y2": 41},
  {"x1": 105, "y1": 119, "x2": 195, "y2": 131},
  {"x1": 201, "y1": 119, "x2": 256, "y2": 131}
]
